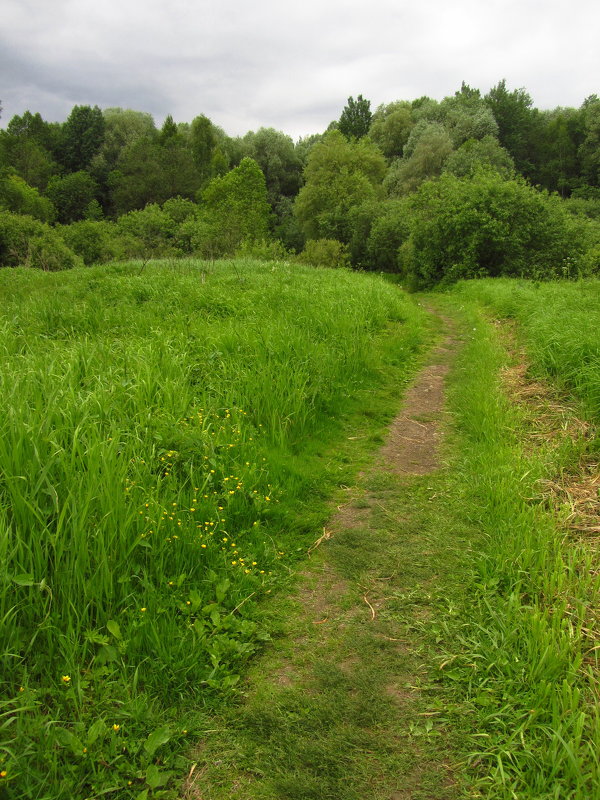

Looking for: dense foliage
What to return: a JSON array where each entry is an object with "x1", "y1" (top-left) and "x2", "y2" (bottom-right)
[
  {"x1": 399, "y1": 170, "x2": 585, "y2": 288},
  {"x1": 1, "y1": 82, "x2": 600, "y2": 282}
]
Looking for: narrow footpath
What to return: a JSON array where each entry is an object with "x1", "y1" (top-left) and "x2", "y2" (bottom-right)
[{"x1": 184, "y1": 312, "x2": 471, "y2": 800}]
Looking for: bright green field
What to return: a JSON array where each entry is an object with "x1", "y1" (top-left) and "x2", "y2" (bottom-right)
[
  {"x1": 437, "y1": 279, "x2": 600, "y2": 799},
  {"x1": 0, "y1": 258, "x2": 427, "y2": 798},
  {"x1": 451, "y1": 278, "x2": 600, "y2": 421}
]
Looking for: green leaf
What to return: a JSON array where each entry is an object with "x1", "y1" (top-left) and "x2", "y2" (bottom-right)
[
  {"x1": 145, "y1": 763, "x2": 172, "y2": 789},
  {"x1": 12, "y1": 573, "x2": 35, "y2": 586},
  {"x1": 87, "y1": 718, "x2": 107, "y2": 745},
  {"x1": 85, "y1": 629, "x2": 110, "y2": 646},
  {"x1": 107, "y1": 620, "x2": 122, "y2": 640},
  {"x1": 54, "y1": 726, "x2": 84, "y2": 755},
  {"x1": 215, "y1": 579, "x2": 230, "y2": 604},
  {"x1": 186, "y1": 588, "x2": 202, "y2": 611},
  {"x1": 96, "y1": 644, "x2": 118, "y2": 664},
  {"x1": 143, "y1": 725, "x2": 171, "y2": 757}
]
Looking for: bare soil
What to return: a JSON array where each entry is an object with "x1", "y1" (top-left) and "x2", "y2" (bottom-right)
[{"x1": 380, "y1": 325, "x2": 459, "y2": 475}]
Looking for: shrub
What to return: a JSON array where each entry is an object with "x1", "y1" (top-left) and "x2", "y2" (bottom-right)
[
  {"x1": 117, "y1": 203, "x2": 177, "y2": 256},
  {"x1": 162, "y1": 196, "x2": 199, "y2": 224},
  {"x1": 401, "y1": 170, "x2": 581, "y2": 287},
  {"x1": 0, "y1": 171, "x2": 56, "y2": 222},
  {"x1": 367, "y1": 200, "x2": 411, "y2": 272},
  {"x1": 296, "y1": 238, "x2": 350, "y2": 269},
  {"x1": 59, "y1": 220, "x2": 119, "y2": 265},
  {"x1": 347, "y1": 199, "x2": 413, "y2": 272},
  {"x1": 0, "y1": 211, "x2": 83, "y2": 270},
  {"x1": 197, "y1": 158, "x2": 271, "y2": 255},
  {"x1": 580, "y1": 244, "x2": 600, "y2": 274},
  {"x1": 235, "y1": 238, "x2": 290, "y2": 262}
]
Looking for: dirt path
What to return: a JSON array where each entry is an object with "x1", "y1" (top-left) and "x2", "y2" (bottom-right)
[
  {"x1": 185, "y1": 314, "x2": 465, "y2": 800},
  {"x1": 381, "y1": 322, "x2": 457, "y2": 475}
]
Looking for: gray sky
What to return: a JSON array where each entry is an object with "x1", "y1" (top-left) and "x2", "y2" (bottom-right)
[{"x1": 1, "y1": 0, "x2": 598, "y2": 140}]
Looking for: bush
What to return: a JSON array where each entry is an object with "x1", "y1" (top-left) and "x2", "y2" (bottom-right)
[
  {"x1": 347, "y1": 200, "x2": 382, "y2": 268},
  {"x1": 401, "y1": 170, "x2": 582, "y2": 287},
  {"x1": 296, "y1": 238, "x2": 350, "y2": 269},
  {"x1": 367, "y1": 200, "x2": 411, "y2": 272},
  {"x1": 196, "y1": 158, "x2": 271, "y2": 256},
  {"x1": 0, "y1": 171, "x2": 56, "y2": 222},
  {"x1": 59, "y1": 220, "x2": 119, "y2": 265},
  {"x1": 235, "y1": 238, "x2": 290, "y2": 262},
  {"x1": 580, "y1": 244, "x2": 600, "y2": 274},
  {"x1": 0, "y1": 211, "x2": 83, "y2": 270},
  {"x1": 117, "y1": 204, "x2": 177, "y2": 256},
  {"x1": 162, "y1": 196, "x2": 199, "y2": 224}
]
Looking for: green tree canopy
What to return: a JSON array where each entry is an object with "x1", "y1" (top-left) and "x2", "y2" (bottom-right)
[
  {"x1": 45, "y1": 171, "x2": 99, "y2": 223},
  {"x1": 338, "y1": 95, "x2": 372, "y2": 139},
  {"x1": 59, "y1": 105, "x2": 105, "y2": 172},
  {"x1": 368, "y1": 102, "x2": 414, "y2": 160},
  {"x1": 384, "y1": 122, "x2": 453, "y2": 196},
  {"x1": 109, "y1": 137, "x2": 164, "y2": 214},
  {"x1": 242, "y1": 127, "x2": 303, "y2": 205},
  {"x1": 159, "y1": 114, "x2": 179, "y2": 145},
  {"x1": 535, "y1": 108, "x2": 584, "y2": 195},
  {"x1": 484, "y1": 80, "x2": 544, "y2": 180},
  {"x1": 579, "y1": 96, "x2": 600, "y2": 188},
  {"x1": 109, "y1": 132, "x2": 202, "y2": 215},
  {"x1": 443, "y1": 135, "x2": 515, "y2": 179},
  {"x1": 294, "y1": 130, "x2": 386, "y2": 241},
  {"x1": 2, "y1": 110, "x2": 58, "y2": 190},
  {"x1": 189, "y1": 115, "x2": 218, "y2": 185},
  {"x1": 93, "y1": 108, "x2": 157, "y2": 173},
  {"x1": 0, "y1": 170, "x2": 55, "y2": 221},
  {"x1": 195, "y1": 157, "x2": 271, "y2": 256}
]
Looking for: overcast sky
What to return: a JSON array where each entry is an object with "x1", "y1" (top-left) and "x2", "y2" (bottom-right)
[{"x1": 1, "y1": 0, "x2": 598, "y2": 140}]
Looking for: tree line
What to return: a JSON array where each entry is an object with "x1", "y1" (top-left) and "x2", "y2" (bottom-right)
[{"x1": 1, "y1": 81, "x2": 599, "y2": 285}]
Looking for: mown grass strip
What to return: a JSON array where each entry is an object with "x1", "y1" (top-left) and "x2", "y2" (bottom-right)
[
  {"x1": 431, "y1": 291, "x2": 600, "y2": 799},
  {"x1": 451, "y1": 278, "x2": 600, "y2": 420}
]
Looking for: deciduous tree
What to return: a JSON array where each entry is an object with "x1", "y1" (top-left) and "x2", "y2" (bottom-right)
[
  {"x1": 59, "y1": 105, "x2": 105, "y2": 172},
  {"x1": 195, "y1": 158, "x2": 271, "y2": 256},
  {"x1": 484, "y1": 80, "x2": 544, "y2": 181},
  {"x1": 368, "y1": 102, "x2": 413, "y2": 160},
  {"x1": 242, "y1": 127, "x2": 303, "y2": 205},
  {"x1": 338, "y1": 95, "x2": 372, "y2": 139},
  {"x1": 45, "y1": 171, "x2": 98, "y2": 223},
  {"x1": 385, "y1": 123, "x2": 453, "y2": 196},
  {"x1": 294, "y1": 130, "x2": 386, "y2": 242},
  {"x1": 443, "y1": 136, "x2": 514, "y2": 179}
]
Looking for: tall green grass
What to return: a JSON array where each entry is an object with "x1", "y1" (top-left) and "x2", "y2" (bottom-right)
[
  {"x1": 0, "y1": 258, "x2": 426, "y2": 798},
  {"x1": 433, "y1": 290, "x2": 600, "y2": 799},
  {"x1": 452, "y1": 278, "x2": 600, "y2": 422}
]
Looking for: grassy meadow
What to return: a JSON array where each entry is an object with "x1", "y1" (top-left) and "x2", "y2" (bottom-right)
[
  {"x1": 0, "y1": 258, "x2": 428, "y2": 798},
  {"x1": 452, "y1": 278, "x2": 600, "y2": 419},
  {"x1": 430, "y1": 281, "x2": 600, "y2": 798},
  {"x1": 4, "y1": 261, "x2": 600, "y2": 800}
]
